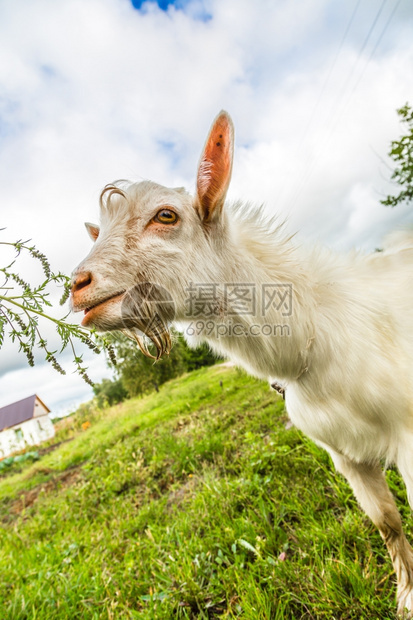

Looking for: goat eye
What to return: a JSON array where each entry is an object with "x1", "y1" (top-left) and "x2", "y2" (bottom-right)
[{"x1": 154, "y1": 209, "x2": 178, "y2": 224}]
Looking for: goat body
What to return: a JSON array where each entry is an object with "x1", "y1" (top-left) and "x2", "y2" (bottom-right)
[{"x1": 71, "y1": 111, "x2": 413, "y2": 616}]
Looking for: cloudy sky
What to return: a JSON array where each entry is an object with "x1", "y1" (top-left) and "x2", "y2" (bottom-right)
[{"x1": 1, "y1": 0, "x2": 413, "y2": 415}]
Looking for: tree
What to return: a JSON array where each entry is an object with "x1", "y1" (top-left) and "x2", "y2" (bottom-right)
[
  {"x1": 106, "y1": 331, "x2": 219, "y2": 398},
  {"x1": 182, "y1": 340, "x2": 218, "y2": 371},
  {"x1": 109, "y1": 332, "x2": 186, "y2": 397},
  {"x1": 93, "y1": 378, "x2": 129, "y2": 408},
  {"x1": 0, "y1": 234, "x2": 115, "y2": 384},
  {"x1": 381, "y1": 104, "x2": 413, "y2": 208}
]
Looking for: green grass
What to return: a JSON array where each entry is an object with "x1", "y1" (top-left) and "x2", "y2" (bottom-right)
[{"x1": 0, "y1": 365, "x2": 408, "y2": 619}]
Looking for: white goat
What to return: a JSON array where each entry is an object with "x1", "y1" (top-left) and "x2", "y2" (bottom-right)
[{"x1": 71, "y1": 111, "x2": 413, "y2": 617}]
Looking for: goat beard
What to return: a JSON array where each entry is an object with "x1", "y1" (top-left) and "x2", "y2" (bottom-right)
[
  {"x1": 120, "y1": 284, "x2": 175, "y2": 360},
  {"x1": 121, "y1": 323, "x2": 172, "y2": 361}
]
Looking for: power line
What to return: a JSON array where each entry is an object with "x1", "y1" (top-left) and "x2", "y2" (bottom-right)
[
  {"x1": 298, "y1": 0, "x2": 362, "y2": 150},
  {"x1": 286, "y1": 0, "x2": 393, "y2": 212},
  {"x1": 343, "y1": 0, "x2": 402, "y2": 107},
  {"x1": 277, "y1": 0, "x2": 362, "y2": 209}
]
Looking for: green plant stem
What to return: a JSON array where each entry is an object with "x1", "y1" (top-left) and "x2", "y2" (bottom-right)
[{"x1": 0, "y1": 294, "x2": 85, "y2": 334}]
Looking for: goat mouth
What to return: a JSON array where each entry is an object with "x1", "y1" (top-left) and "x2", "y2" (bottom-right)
[{"x1": 81, "y1": 292, "x2": 125, "y2": 326}]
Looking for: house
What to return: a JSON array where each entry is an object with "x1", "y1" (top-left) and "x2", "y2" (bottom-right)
[{"x1": 0, "y1": 395, "x2": 55, "y2": 459}]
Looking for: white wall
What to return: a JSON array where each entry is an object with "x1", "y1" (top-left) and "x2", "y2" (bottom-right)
[
  {"x1": 33, "y1": 399, "x2": 50, "y2": 418},
  {"x1": 0, "y1": 415, "x2": 55, "y2": 458}
]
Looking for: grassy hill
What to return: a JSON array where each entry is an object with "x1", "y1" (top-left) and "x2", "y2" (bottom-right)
[{"x1": 0, "y1": 365, "x2": 407, "y2": 619}]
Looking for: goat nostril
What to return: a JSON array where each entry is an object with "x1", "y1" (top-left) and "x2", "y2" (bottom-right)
[{"x1": 72, "y1": 273, "x2": 93, "y2": 293}]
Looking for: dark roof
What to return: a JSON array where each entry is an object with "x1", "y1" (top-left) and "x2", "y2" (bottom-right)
[{"x1": 0, "y1": 395, "x2": 49, "y2": 432}]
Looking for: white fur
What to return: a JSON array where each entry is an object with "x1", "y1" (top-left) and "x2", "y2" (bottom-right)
[{"x1": 71, "y1": 112, "x2": 413, "y2": 617}]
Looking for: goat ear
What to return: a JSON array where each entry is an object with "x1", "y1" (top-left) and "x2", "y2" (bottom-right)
[
  {"x1": 196, "y1": 110, "x2": 234, "y2": 223},
  {"x1": 85, "y1": 222, "x2": 100, "y2": 242}
]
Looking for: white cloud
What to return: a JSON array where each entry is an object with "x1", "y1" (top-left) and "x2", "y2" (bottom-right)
[
  {"x1": 1, "y1": 0, "x2": 413, "y2": 411},
  {"x1": 0, "y1": 349, "x2": 111, "y2": 416}
]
